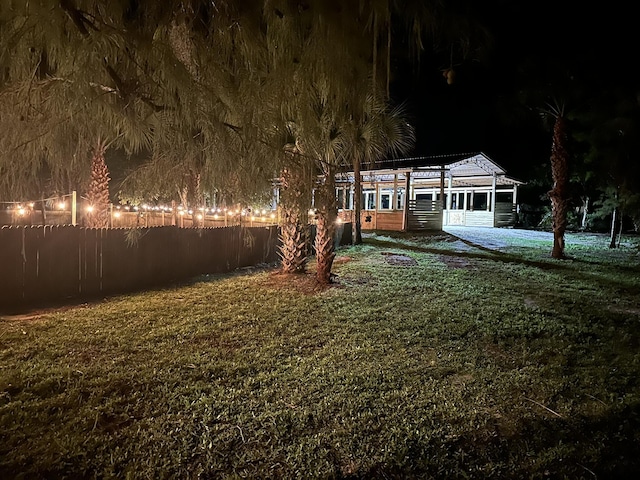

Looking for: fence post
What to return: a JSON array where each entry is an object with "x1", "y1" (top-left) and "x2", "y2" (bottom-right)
[{"x1": 71, "y1": 190, "x2": 77, "y2": 226}]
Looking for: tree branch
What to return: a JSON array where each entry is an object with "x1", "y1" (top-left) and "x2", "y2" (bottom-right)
[{"x1": 60, "y1": 0, "x2": 167, "y2": 113}]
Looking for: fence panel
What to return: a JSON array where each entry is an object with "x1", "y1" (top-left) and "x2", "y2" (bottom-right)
[
  {"x1": 38, "y1": 225, "x2": 79, "y2": 302},
  {"x1": 0, "y1": 223, "x2": 347, "y2": 309},
  {"x1": 0, "y1": 227, "x2": 25, "y2": 304}
]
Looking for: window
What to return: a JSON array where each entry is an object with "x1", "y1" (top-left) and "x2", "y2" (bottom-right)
[
  {"x1": 362, "y1": 190, "x2": 376, "y2": 210},
  {"x1": 378, "y1": 187, "x2": 405, "y2": 210},
  {"x1": 380, "y1": 191, "x2": 391, "y2": 209},
  {"x1": 396, "y1": 187, "x2": 405, "y2": 209},
  {"x1": 450, "y1": 192, "x2": 464, "y2": 210},
  {"x1": 472, "y1": 192, "x2": 489, "y2": 211},
  {"x1": 496, "y1": 192, "x2": 513, "y2": 204},
  {"x1": 379, "y1": 188, "x2": 400, "y2": 210},
  {"x1": 335, "y1": 187, "x2": 354, "y2": 210},
  {"x1": 336, "y1": 188, "x2": 344, "y2": 209}
]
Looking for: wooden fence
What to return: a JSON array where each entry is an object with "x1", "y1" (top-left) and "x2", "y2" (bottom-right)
[
  {"x1": 0, "y1": 225, "x2": 280, "y2": 309},
  {"x1": 0, "y1": 223, "x2": 352, "y2": 310}
]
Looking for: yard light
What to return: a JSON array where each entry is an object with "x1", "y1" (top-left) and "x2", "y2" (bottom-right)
[
  {"x1": 213, "y1": 214, "x2": 218, "y2": 219},
  {"x1": 28, "y1": 202, "x2": 34, "y2": 208},
  {"x1": 86, "y1": 205, "x2": 94, "y2": 213},
  {"x1": 58, "y1": 201, "x2": 66, "y2": 210},
  {"x1": 336, "y1": 217, "x2": 343, "y2": 224},
  {"x1": 114, "y1": 211, "x2": 121, "y2": 218},
  {"x1": 197, "y1": 214, "x2": 203, "y2": 220},
  {"x1": 179, "y1": 211, "x2": 186, "y2": 216},
  {"x1": 270, "y1": 213, "x2": 275, "y2": 219},
  {"x1": 17, "y1": 207, "x2": 26, "y2": 216}
]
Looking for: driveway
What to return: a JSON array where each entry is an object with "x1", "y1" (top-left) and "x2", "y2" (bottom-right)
[
  {"x1": 442, "y1": 226, "x2": 623, "y2": 252},
  {"x1": 443, "y1": 226, "x2": 554, "y2": 252}
]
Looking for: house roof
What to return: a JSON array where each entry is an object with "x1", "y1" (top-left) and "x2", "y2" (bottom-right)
[{"x1": 337, "y1": 152, "x2": 524, "y2": 187}]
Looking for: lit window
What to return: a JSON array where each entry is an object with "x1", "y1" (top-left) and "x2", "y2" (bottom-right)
[{"x1": 362, "y1": 190, "x2": 376, "y2": 210}]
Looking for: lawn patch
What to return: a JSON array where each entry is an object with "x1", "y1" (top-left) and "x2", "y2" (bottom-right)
[{"x1": 2, "y1": 231, "x2": 640, "y2": 478}]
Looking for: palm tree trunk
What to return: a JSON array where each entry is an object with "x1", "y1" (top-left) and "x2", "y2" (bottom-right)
[
  {"x1": 353, "y1": 154, "x2": 363, "y2": 244},
  {"x1": 85, "y1": 137, "x2": 110, "y2": 229},
  {"x1": 315, "y1": 167, "x2": 337, "y2": 284},
  {"x1": 278, "y1": 165, "x2": 308, "y2": 273},
  {"x1": 548, "y1": 115, "x2": 570, "y2": 259},
  {"x1": 279, "y1": 208, "x2": 307, "y2": 272}
]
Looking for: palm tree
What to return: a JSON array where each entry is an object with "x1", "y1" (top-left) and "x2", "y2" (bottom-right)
[
  {"x1": 277, "y1": 136, "x2": 314, "y2": 274},
  {"x1": 546, "y1": 104, "x2": 570, "y2": 259},
  {"x1": 348, "y1": 96, "x2": 415, "y2": 244}
]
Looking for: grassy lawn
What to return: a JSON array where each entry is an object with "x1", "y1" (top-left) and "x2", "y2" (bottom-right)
[{"x1": 1, "y1": 230, "x2": 640, "y2": 479}]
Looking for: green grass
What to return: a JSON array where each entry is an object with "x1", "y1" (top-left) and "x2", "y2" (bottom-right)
[{"x1": 1, "y1": 230, "x2": 640, "y2": 479}]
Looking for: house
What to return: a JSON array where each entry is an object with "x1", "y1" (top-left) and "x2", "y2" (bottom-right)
[{"x1": 335, "y1": 152, "x2": 524, "y2": 231}]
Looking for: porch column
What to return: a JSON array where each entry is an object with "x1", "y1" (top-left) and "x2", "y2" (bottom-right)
[
  {"x1": 440, "y1": 166, "x2": 445, "y2": 209},
  {"x1": 513, "y1": 184, "x2": 519, "y2": 224},
  {"x1": 491, "y1": 173, "x2": 497, "y2": 226},
  {"x1": 402, "y1": 171, "x2": 411, "y2": 231},
  {"x1": 445, "y1": 175, "x2": 452, "y2": 226},
  {"x1": 393, "y1": 174, "x2": 398, "y2": 210}
]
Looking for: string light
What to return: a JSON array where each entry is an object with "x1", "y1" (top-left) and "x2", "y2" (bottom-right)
[{"x1": 2, "y1": 193, "x2": 280, "y2": 227}]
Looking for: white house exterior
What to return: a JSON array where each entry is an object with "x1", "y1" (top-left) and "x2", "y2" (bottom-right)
[{"x1": 335, "y1": 152, "x2": 524, "y2": 231}]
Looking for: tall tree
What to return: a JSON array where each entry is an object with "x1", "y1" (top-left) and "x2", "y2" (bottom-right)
[{"x1": 547, "y1": 106, "x2": 570, "y2": 259}]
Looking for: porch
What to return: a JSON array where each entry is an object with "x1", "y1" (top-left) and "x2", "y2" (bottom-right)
[{"x1": 335, "y1": 153, "x2": 523, "y2": 231}]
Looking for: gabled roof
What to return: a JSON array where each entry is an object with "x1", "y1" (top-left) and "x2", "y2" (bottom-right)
[{"x1": 338, "y1": 152, "x2": 524, "y2": 187}]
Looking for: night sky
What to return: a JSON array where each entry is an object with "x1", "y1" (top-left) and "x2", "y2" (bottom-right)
[{"x1": 394, "y1": 1, "x2": 637, "y2": 181}]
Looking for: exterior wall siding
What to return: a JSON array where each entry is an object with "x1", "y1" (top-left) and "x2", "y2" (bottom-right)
[{"x1": 464, "y1": 211, "x2": 494, "y2": 227}]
